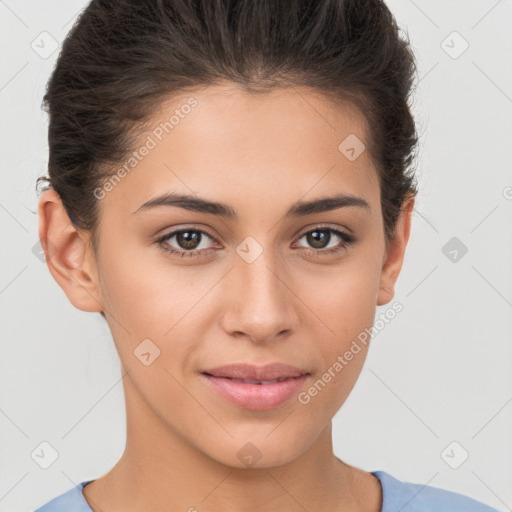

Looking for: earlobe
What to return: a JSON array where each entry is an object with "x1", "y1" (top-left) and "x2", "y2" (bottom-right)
[
  {"x1": 376, "y1": 195, "x2": 415, "y2": 306},
  {"x1": 38, "y1": 189, "x2": 104, "y2": 313}
]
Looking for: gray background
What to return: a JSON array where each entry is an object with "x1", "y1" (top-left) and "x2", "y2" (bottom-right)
[{"x1": 1, "y1": 1, "x2": 511, "y2": 511}]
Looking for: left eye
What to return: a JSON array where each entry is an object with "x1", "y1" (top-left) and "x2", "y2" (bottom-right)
[
  {"x1": 294, "y1": 227, "x2": 354, "y2": 254},
  {"x1": 155, "y1": 226, "x2": 354, "y2": 258}
]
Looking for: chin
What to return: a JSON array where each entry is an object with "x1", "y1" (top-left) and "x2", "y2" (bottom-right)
[{"x1": 200, "y1": 430, "x2": 312, "y2": 470}]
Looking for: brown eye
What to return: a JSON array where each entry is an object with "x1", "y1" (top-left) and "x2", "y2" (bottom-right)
[
  {"x1": 156, "y1": 227, "x2": 219, "y2": 258},
  {"x1": 295, "y1": 226, "x2": 355, "y2": 256},
  {"x1": 305, "y1": 229, "x2": 331, "y2": 249},
  {"x1": 175, "y1": 230, "x2": 203, "y2": 250}
]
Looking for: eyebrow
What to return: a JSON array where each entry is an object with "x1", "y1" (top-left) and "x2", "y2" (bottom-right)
[{"x1": 132, "y1": 191, "x2": 371, "y2": 218}]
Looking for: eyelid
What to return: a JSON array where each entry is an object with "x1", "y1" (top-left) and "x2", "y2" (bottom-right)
[
  {"x1": 155, "y1": 223, "x2": 350, "y2": 243},
  {"x1": 155, "y1": 224, "x2": 218, "y2": 241},
  {"x1": 295, "y1": 222, "x2": 352, "y2": 238},
  {"x1": 155, "y1": 223, "x2": 355, "y2": 258},
  {"x1": 292, "y1": 223, "x2": 355, "y2": 250}
]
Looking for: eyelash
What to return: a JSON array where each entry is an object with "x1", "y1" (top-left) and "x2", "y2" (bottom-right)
[{"x1": 154, "y1": 224, "x2": 356, "y2": 259}]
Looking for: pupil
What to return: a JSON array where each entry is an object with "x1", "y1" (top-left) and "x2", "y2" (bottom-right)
[
  {"x1": 177, "y1": 231, "x2": 200, "y2": 250},
  {"x1": 307, "y1": 230, "x2": 330, "y2": 249}
]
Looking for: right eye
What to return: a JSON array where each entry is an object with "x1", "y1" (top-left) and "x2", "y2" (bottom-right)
[{"x1": 155, "y1": 226, "x2": 221, "y2": 258}]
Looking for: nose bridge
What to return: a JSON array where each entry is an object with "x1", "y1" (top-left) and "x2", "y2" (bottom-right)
[
  {"x1": 221, "y1": 236, "x2": 298, "y2": 341},
  {"x1": 237, "y1": 240, "x2": 288, "y2": 310},
  {"x1": 239, "y1": 247, "x2": 283, "y2": 301}
]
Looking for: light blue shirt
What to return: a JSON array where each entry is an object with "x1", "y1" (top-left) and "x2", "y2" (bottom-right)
[{"x1": 33, "y1": 470, "x2": 502, "y2": 511}]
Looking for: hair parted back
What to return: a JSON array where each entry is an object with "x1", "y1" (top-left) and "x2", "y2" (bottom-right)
[{"x1": 37, "y1": 0, "x2": 419, "y2": 252}]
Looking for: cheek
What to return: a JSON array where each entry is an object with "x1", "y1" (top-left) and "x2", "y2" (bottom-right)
[
  {"x1": 96, "y1": 239, "x2": 210, "y2": 373},
  {"x1": 299, "y1": 349, "x2": 368, "y2": 424},
  {"x1": 300, "y1": 250, "x2": 382, "y2": 404},
  {"x1": 299, "y1": 279, "x2": 375, "y2": 417},
  {"x1": 97, "y1": 233, "x2": 178, "y2": 324},
  {"x1": 305, "y1": 258, "x2": 381, "y2": 341}
]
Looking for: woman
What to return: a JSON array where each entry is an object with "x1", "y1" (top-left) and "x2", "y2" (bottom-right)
[{"x1": 33, "y1": 0, "x2": 501, "y2": 510}]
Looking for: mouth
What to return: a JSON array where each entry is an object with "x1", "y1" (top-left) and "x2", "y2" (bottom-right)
[
  {"x1": 200, "y1": 371, "x2": 310, "y2": 411},
  {"x1": 201, "y1": 362, "x2": 310, "y2": 381},
  {"x1": 201, "y1": 373, "x2": 302, "y2": 385}
]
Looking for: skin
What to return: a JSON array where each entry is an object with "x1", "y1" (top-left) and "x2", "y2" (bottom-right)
[{"x1": 38, "y1": 83, "x2": 414, "y2": 512}]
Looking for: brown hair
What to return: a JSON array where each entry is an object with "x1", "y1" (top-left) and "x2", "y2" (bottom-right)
[{"x1": 36, "y1": 0, "x2": 419, "y2": 253}]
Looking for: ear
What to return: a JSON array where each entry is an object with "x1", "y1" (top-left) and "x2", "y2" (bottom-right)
[
  {"x1": 377, "y1": 194, "x2": 415, "y2": 306},
  {"x1": 37, "y1": 189, "x2": 104, "y2": 313}
]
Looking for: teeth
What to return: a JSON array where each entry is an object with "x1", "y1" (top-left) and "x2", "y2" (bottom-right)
[{"x1": 229, "y1": 377, "x2": 288, "y2": 385}]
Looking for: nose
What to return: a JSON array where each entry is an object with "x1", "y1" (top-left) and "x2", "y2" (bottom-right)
[{"x1": 218, "y1": 248, "x2": 300, "y2": 345}]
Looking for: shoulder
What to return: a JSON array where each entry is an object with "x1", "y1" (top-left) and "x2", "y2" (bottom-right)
[
  {"x1": 373, "y1": 470, "x2": 502, "y2": 512},
  {"x1": 33, "y1": 481, "x2": 93, "y2": 512}
]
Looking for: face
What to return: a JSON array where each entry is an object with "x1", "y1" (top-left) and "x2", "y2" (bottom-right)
[{"x1": 39, "y1": 83, "x2": 413, "y2": 470}]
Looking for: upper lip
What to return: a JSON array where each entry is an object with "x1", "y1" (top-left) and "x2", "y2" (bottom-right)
[{"x1": 202, "y1": 363, "x2": 310, "y2": 380}]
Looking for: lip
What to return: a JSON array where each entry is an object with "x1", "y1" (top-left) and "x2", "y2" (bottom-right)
[
  {"x1": 201, "y1": 362, "x2": 310, "y2": 380},
  {"x1": 201, "y1": 374, "x2": 310, "y2": 410},
  {"x1": 200, "y1": 363, "x2": 310, "y2": 411}
]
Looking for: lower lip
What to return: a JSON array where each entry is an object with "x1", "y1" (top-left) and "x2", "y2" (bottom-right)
[{"x1": 201, "y1": 373, "x2": 309, "y2": 411}]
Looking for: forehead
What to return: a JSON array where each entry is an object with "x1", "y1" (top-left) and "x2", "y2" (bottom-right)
[{"x1": 99, "y1": 83, "x2": 380, "y2": 218}]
